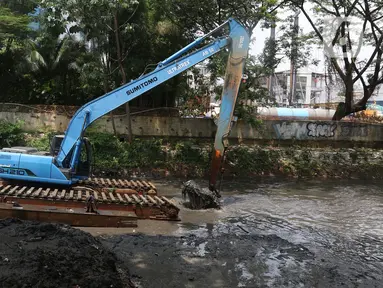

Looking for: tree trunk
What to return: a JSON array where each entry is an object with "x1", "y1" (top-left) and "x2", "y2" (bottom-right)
[
  {"x1": 332, "y1": 85, "x2": 372, "y2": 121},
  {"x1": 114, "y1": 12, "x2": 133, "y2": 143},
  {"x1": 332, "y1": 102, "x2": 346, "y2": 121},
  {"x1": 103, "y1": 76, "x2": 117, "y2": 136},
  {"x1": 344, "y1": 76, "x2": 353, "y2": 115},
  {"x1": 332, "y1": 75, "x2": 354, "y2": 121}
]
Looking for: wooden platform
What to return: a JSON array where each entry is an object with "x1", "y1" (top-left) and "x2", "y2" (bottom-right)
[
  {"x1": 0, "y1": 203, "x2": 138, "y2": 227},
  {"x1": 0, "y1": 183, "x2": 180, "y2": 221}
]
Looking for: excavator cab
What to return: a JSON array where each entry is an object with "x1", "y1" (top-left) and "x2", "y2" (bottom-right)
[{"x1": 50, "y1": 135, "x2": 92, "y2": 178}]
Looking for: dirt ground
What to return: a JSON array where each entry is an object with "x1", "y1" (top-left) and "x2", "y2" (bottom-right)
[{"x1": 0, "y1": 218, "x2": 134, "y2": 288}]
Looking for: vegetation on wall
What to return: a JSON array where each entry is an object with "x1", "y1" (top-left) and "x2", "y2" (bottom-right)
[{"x1": 1, "y1": 120, "x2": 383, "y2": 180}]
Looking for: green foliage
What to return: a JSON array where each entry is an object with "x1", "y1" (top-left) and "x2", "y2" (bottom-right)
[
  {"x1": 168, "y1": 140, "x2": 211, "y2": 177},
  {"x1": 24, "y1": 34, "x2": 87, "y2": 104},
  {"x1": 0, "y1": 0, "x2": 289, "y2": 116},
  {"x1": 1, "y1": 122, "x2": 382, "y2": 180},
  {"x1": 166, "y1": 0, "x2": 280, "y2": 37},
  {"x1": 235, "y1": 105, "x2": 263, "y2": 127},
  {"x1": 0, "y1": 120, "x2": 24, "y2": 147},
  {"x1": 85, "y1": 132, "x2": 165, "y2": 170},
  {"x1": 226, "y1": 146, "x2": 280, "y2": 175},
  {"x1": 25, "y1": 132, "x2": 56, "y2": 151},
  {"x1": 0, "y1": 6, "x2": 30, "y2": 42},
  {"x1": 173, "y1": 141, "x2": 209, "y2": 164},
  {"x1": 119, "y1": 138, "x2": 165, "y2": 168}
]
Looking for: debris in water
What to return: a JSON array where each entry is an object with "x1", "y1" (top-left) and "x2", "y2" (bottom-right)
[
  {"x1": 182, "y1": 180, "x2": 220, "y2": 209},
  {"x1": 236, "y1": 225, "x2": 249, "y2": 234}
]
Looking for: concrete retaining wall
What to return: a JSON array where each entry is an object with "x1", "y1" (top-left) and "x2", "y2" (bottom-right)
[{"x1": 1, "y1": 110, "x2": 383, "y2": 144}]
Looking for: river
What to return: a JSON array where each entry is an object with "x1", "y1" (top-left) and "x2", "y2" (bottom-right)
[{"x1": 90, "y1": 178, "x2": 383, "y2": 287}]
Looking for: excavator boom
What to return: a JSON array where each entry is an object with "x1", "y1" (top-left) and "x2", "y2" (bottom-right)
[
  {"x1": 0, "y1": 18, "x2": 250, "y2": 226},
  {"x1": 0, "y1": 18, "x2": 250, "y2": 190}
]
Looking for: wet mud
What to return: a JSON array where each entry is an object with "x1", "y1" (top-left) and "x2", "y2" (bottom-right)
[
  {"x1": 100, "y1": 223, "x2": 382, "y2": 288},
  {"x1": 1, "y1": 178, "x2": 382, "y2": 288},
  {"x1": 0, "y1": 218, "x2": 134, "y2": 288}
]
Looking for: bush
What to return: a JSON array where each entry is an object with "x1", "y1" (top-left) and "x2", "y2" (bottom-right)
[
  {"x1": 225, "y1": 146, "x2": 280, "y2": 175},
  {"x1": 0, "y1": 120, "x2": 25, "y2": 148},
  {"x1": 85, "y1": 132, "x2": 165, "y2": 171},
  {"x1": 25, "y1": 132, "x2": 56, "y2": 151},
  {"x1": 119, "y1": 138, "x2": 165, "y2": 168}
]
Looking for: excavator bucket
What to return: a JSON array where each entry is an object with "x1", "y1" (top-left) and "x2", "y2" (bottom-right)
[{"x1": 182, "y1": 180, "x2": 220, "y2": 210}]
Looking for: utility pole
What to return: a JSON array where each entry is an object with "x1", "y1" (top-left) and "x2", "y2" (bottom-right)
[
  {"x1": 289, "y1": 11, "x2": 300, "y2": 106},
  {"x1": 268, "y1": 20, "x2": 276, "y2": 103}
]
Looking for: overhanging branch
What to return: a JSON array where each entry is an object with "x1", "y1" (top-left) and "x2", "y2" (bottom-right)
[
  {"x1": 300, "y1": 5, "x2": 345, "y2": 80},
  {"x1": 346, "y1": 0, "x2": 360, "y2": 16},
  {"x1": 312, "y1": 0, "x2": 337, "y2": 16},
  {"x1": 351, "y1": 61, "x2": 367, "y2": 88},
  {"x1": 119, "y1": 4, "x2": 139, "y2": 29},
  {"x1": 331, "y1": 0, "x2": 341, "y2": 16}
]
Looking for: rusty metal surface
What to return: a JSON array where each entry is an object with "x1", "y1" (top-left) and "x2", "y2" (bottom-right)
[
  {"x1": 0, "y1": 203, "x2": 137, "y2": 227},
  {"x1": 0, "y1": 183, "x2": 180, "y2": 221}
]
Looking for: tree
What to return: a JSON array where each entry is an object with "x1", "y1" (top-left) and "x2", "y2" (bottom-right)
[
  {"x1": 40, "y1": 0, "x2": 146, "y2": 142},
  {"x1": 0, "y1": 1, "x2": 37, "y2": 102},
  {"x1": 292, "y1": 0, "x2": 383, "y2": 120},
  {"x1": 0, "y1": 6, "x2": 30, "y2": 48},
  {"x1": 160, "y1": 0, "x2": 286, "y2": 120},
  {"x1": 165, "y1": 0, "x2": 283, "y2": 38},
  {"x1": 24, "y1": 34, "x2": 86, "y2": 104}
]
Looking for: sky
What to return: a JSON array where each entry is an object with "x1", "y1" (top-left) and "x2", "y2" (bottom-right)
[
  {"x1": 248, "y1": 9, "x2": 327, "y2": 72},
  {"x1": 249, "y1": 11, "x2": 375, "y2": 72}
]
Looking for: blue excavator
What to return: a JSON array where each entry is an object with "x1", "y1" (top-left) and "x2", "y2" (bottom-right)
[{"x1": 0, "y1": 18, "x2": 250, "y2": 199}]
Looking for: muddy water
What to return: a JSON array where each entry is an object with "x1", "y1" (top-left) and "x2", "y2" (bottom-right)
[{"x1": 93, "y1": 179, "x2": 383, "y2": 287}]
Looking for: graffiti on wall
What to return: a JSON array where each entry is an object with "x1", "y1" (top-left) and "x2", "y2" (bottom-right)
[
  {"x1": 339, "y1": 124, "x2": 368, "y2": 137},
  {"x1": 273, "y1": 121, "x2": 369, "y2": 140},
  {"x1": 273, "y1": 122, "x2": 308, "y2": 139},
  {"x1": 307, "y1": 122, "x2": 337, "y2": 138}
]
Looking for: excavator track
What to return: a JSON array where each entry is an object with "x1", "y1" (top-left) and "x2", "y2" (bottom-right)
[
  {"x1": 76, "y1": 177, "x2": 157, "y2": 195},
  {"x1": 0, "y1": 182, "x2": 179, "y2": 221}
]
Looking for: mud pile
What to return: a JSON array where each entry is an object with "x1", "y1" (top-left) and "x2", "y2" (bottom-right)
[
  {"x1": 0, "y1": 218, "x2": 134, "y2": 288},
  {"x1": 182, "y1": 180, "x2": 220, "y2": 209}
]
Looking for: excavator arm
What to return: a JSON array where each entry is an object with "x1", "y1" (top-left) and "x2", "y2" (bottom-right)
[
  {"x1": 0, "y1": 18, "x2": 249, "y2": 187},
  {"x1": 56, "y1": 18, "x2": 250, "y2": 177},
  {"x1": 208, "y1": 28, "x2": 249, "y2": 195}
]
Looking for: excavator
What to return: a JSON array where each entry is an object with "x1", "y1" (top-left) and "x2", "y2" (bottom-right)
[{"x1": 0, "y1": 18, "x2": 250, "y2": 225}]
